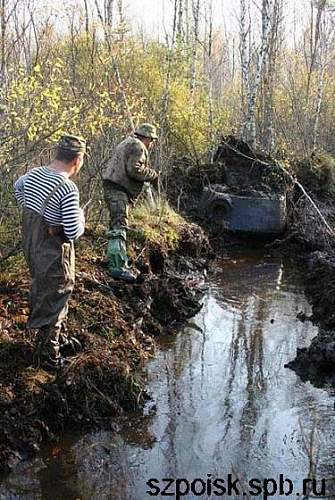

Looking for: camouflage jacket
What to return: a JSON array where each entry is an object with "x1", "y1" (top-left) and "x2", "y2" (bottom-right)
[{"x1": 102, "y1": 135, "x2": 158, "y2": 199}]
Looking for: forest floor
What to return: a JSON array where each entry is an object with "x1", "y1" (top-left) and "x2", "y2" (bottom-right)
[{"x1": 0, "y1": 204, "x2": 210, "y2": 472}]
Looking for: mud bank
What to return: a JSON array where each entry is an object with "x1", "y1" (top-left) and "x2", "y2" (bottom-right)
[
  {"x1": 0, "y1": 216, "x2": 209, "y2": 473},
  {"x1": 269, "y1": 191, "x2": 335, "y2": 386},
  {"x1": 286, "y1": 251, "x2": 335, "y2": 387}
]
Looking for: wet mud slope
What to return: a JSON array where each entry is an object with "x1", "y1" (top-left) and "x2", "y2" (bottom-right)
[
  {"x1": 286, "y1": 251, "x2": 335, "y2": 387},
  {"x1": 0, "y1": 221, "x2": 209, "y2": 473}
]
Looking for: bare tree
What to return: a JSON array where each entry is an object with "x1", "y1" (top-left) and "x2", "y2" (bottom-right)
[
  {"x1": 239, "y1": 0, "x2": 250, "y2": 123},
  {"x1": 190, "y1": 0, "x2": 200, "y2": 94},
  {"x1": 204, "y1": 0, "x2": 214, "y2": 155},
  {"x1": 104, "y1": 0, "x2": 114, "y2": 28},
  {"x1": 94, "y1": 0, "x2": 134, "y2": 130},
  {"x1": 185, "y1": 0, "x2": 190, "y2": 45},
  {"x1": 311, "y1": 1, "x2": 335, "y2": 149},
  {"x1": 117, "y1": 0, "x2": 124, "y2": 25},
  {"x1": 177, "y1": 0, "x2": 184, "y2": 40},
  {"x1": 240, "y1": 0, "x2": 274, "y2": 147},
  {"x1": 83, "y1": 0, "x2": 90, "y2": 35},
  {"x1": 1, "y1": 0, "x2": 8, "y2": 85},
  {"x1": 305, "y1": 0, "x2": 328, "y2": 101},
  {"x1": 261, "y1": 0, "x2": 284, "y2": 152}
]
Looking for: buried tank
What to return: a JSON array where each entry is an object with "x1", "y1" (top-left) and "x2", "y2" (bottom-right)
[
  {"x1": 200, "y1": 136, "x2": 289, "y2": 234},
  {"x1": 200, "y1": 184, "x2": 287, "y2": 234}
]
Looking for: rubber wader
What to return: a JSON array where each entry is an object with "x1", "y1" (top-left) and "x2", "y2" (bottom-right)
[
  {"x1": 21, "y1": 179, "x2": 75, "y2": 369},
  {"x1": 103, "y1": 183, "x2": 136, "y2": 283}
]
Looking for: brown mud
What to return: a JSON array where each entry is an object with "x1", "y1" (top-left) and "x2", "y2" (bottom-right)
[{"x1": 0, "y1": 220, "x2": 210, "y2": 473}]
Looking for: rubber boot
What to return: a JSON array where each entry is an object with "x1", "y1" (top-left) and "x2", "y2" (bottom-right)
[
  {"x1": 34, "y1": 325, "x2": 68, "y2": 371},
  {"x1": 106, "y1": 229, "x2": 136, "y2": 283},
  {"x1": 59, "y1": 325, "x2": 82, "y2": 357},
  {"x1": 60, "y1": 336, "x2": 82, "y2": 357},
  {"x1": 109, "y1": 268, "x2": 136, "y2": 283}
]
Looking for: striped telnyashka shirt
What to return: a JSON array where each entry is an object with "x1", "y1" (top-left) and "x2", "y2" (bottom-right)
[{"x1": 14, "y1": 166, "x2": 85, "y2": 241}]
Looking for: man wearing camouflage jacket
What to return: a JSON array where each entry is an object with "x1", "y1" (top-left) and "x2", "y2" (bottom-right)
[{"x1": 102, "y1": 123, "x2": 159, "y2": 283}]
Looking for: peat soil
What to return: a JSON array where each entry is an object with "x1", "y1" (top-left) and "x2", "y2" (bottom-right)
[
  {"x1": 0, "y1": 220, "x2": 210, "y2": 473},
  {"x1": 285, "y1": 250, "x2": 335, "y2": 387},
  {"x1": 269, "y1": 192, "x2": 335, "y2": 387}
]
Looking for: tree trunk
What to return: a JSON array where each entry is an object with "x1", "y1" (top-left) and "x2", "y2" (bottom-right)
[
  {"x1": 241, "y1": 0, "x2": 273, "y2": 147},
  {"x1": 306, "y1": 0, "x2": 327, "y2": 102},
  {"x1": 239, "y1": 0, "x2": 249, "y2": 128},
  {"x1": 83, "y1": 0, "x2": 90, "y2": 35},
  {"x1": 177, "y1": 0, "x2": 184, "y2": 40},
  {"x1": 312, "y1": 68, "x2": 325, "y2": 150},
  {"x1": 262, "y1": 0, "x2": 283, "y2": 152},
  {"x1": 190, "y1": 0, "x2": 200, "y2": 94},
  {"x1": 0, "y1": 0, "x2": 6, "y2": 85},
  {"x1": 104, "y1": 0, "x2": 114, "y2": 28},
  {"x1": 117, "y1": 0, "x2": 124, "y2": 25}
]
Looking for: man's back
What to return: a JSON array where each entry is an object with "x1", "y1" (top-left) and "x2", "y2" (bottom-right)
[
  {"x1": 102, "y1": 135, "x2": 152, "y2": 199},
  {"x1": 102, "y1": 136, "x2": 147, "y2": 178},
  {"x1": 14, "y1": 166, "x2": 84, "y2": 240}
]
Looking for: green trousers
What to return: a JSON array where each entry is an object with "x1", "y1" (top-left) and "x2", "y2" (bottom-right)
[{"x1": 103, "y1": 182, "x2": 130, "y2": 273}]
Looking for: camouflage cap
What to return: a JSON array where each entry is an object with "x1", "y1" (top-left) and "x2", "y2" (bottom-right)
[
  {"x1": 57, "y1": 134, "x2": 87, "y2": 154},
  {"x1": 134, "y1": 123, "x2": 158, "y2": 140}
]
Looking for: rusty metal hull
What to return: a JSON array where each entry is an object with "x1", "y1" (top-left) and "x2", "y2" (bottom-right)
[{"x1": 200, "y1": 187, "x2": 287, "y2": 234}]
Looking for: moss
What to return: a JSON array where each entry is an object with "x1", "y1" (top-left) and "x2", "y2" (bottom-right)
[{"x1": 129, "y1": 199, "x2": 184, "y2": 252}]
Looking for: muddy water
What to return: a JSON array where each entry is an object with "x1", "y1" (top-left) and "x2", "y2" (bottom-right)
[{"x1": 1, "y1": 255, "x2": 335, "y2": 499}]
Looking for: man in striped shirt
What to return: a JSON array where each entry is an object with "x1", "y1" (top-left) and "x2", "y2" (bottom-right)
[{"x1": 14, "y1": 134, "x2": 86, "y2": 370}]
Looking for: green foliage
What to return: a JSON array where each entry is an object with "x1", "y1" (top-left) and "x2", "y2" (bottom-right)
[{"x1": 1, "y1": 34, "x2": 230, "y2": 180}]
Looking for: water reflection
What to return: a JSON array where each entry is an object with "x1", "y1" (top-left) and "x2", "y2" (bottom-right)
[{"x1": 1, "y1": 257, "x2": 335, "y2": 499}]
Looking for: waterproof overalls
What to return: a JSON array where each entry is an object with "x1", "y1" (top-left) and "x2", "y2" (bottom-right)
[{"x1": 21, "y1": 180, "x2": 75, "y2": 366}]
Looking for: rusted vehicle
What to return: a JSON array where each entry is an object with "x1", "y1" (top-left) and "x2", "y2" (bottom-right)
[{"x1": 200, "y1": 185, "x2": 287, "y2": 234}]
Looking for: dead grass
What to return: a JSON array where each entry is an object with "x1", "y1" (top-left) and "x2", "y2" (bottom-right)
[{"x1": 130, "y1": 198, "x2": 184, "y2": 252}]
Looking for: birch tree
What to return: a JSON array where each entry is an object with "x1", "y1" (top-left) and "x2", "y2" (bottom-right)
[
  {"x1": 83, "y1": 0, "x2": 90, "y2": 34},
  {"x1": 240, "y1": 0, "x2": 273, "y2": 147},
  {"x1": 311, "y1": 1, "x2": 335, "y2": 149},
  {"x1": 261, "y1": 0, "x2": 283, "y2": 152},
  {"x1": 204, "y1": 0, "x2": 214, "y2": 154},
  {"x1": 190, "y1": 0, "x2": 200, "y2": 94},
  {"x1": 104, "y1": 0, "x2": 114, "y2": 28}
]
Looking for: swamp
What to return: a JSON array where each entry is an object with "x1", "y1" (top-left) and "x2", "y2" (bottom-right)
[{"x1": 1, "y1": 0, "x2": 335, "y2": 499}]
